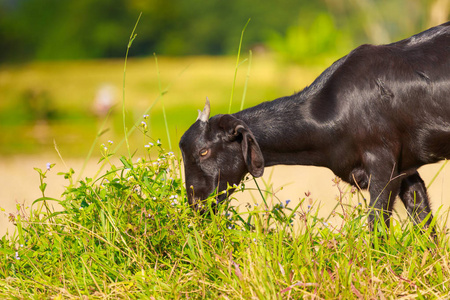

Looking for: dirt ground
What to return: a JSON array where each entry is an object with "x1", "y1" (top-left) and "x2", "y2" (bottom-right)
[
  {"x1": 0, "y1": 156, "x2": 101, "y2": 236},
  {"x1": 1, "y1": 157, "x2": 449, "y2": 237}
]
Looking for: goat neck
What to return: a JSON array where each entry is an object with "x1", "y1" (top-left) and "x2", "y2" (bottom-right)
[{"x1": 232, "y1": 93, "x2": 339, "y2": 168}]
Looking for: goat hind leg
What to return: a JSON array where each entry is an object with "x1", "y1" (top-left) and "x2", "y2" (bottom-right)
[{"x1": 399, "y1": 171, "x2": 435, "y2": 234}]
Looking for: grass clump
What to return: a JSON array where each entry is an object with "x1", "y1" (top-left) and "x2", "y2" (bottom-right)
[{"x1": 0, "y1": 139, "x2": 449, "y2": 299}]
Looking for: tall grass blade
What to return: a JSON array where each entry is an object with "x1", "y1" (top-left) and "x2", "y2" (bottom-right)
[
  {"x1": 154, "y1": 53, "x2": 172, "y2": 150},
  {"x1": 240, "y1": 50, "x2": 252, "y2": 111},
  {"x1": 427, "y1": 159, "x2": 448, "y2": 189},
  {"x1": 228, "y1": 19, "x2": 250, "y2": 114},
  {"x1": 122, "y1": 12, "x2": 142, "y2": 158},
  {"x1": 252, "y1": 177, "x2": 269, "y2": 209}
]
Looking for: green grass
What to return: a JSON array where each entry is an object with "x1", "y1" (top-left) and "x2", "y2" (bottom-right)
[{"x1": 0, "y1": 141, "x2": 449, "y2": 299}]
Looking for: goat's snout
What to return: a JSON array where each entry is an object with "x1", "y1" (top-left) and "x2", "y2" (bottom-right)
[
  {"x1": 188, "y1": 195, "x2": 219, "y2": 213},
  {"x1": 189, "y1": 197, "x2": 203, "y2": 211},
  {"x1": 186, "y1": 184, "x2": 212, "y2": 211}
]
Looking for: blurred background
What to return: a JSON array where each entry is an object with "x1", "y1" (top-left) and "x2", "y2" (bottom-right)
[
  {"x1": 1, "y1": 0, "x2": 448, "y2": 155},
  {"x1": 0, "y1": 0, "x2": 449, "y2": 234}
]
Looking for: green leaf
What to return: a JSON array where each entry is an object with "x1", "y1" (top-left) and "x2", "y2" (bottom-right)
[{"x1": 120, "y1": 156, "x2": 133, "y2": 169}]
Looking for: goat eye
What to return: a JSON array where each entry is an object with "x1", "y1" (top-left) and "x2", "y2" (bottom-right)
[{"x1": 199, "y1": 149, "x2": 209, "y2": 157}]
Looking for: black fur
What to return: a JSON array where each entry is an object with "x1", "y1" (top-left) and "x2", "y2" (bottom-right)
[{"x1": 179, "y1": 22, "x2": 450, "y2": 230}]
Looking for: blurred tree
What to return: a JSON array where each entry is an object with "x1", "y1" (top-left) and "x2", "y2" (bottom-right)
[
  {"x1": 0, "y1": 0, "x2": 324, "y2": 62},
  {"x1": 269, "y1": 0, "x2": 449, "y2": 64},
  {"x1": 322, "y1": 0, "x2": 448, "y2": 45},
  {"x1": 267, "y1": 13, "x2": 353, "y2": 65},
  {"x1": 0, "y1": 0, "x2": 447, "y2": 63}
]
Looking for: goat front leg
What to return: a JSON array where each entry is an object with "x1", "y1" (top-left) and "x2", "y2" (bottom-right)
[
  {"x1": 399, "y1": 171, "x2": 435, "y2": 235},
  {"x1": 368, "y1": 178, "x2": 401, "y2": 232},
  {"x1": 365, "y1": 152, "x2": 402, "y2": 232}
]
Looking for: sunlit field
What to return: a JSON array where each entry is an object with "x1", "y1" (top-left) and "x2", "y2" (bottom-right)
[{"x1": 0, "y1": 55, "x2": 324, "y2": 156}]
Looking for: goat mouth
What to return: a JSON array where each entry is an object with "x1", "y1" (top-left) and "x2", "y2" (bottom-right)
[
  {"x1": 189, "y1": 193, "x2": 228, "y2": 213},
  {"x1": 188, "y1": 185, "x2": 236, "y2": 212},
  {"x1": 189, "y1": 196, "x2": 212, "y2": 212}
]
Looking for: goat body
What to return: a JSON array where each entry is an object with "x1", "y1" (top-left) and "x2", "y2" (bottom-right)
[{"x1": 180, "y1": 22, "x2": 450, "y2": 229}]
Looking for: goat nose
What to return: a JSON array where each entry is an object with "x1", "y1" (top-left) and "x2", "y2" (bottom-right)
[
  {"x1": 191, "y1": 196, "x2": 209, "y2": 212},
  {"x1": 189, "y1": 196, "x2": 200, "y2": 209}
]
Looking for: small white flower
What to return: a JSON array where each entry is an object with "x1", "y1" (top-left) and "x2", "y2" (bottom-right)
[
  {"x1": 14, "y1": 252, "x2": 20, "y2": 260},
  {"x1": 46, "y1": 163, "x2": 51, "y2": 170},
  {"x1": 108, "y1": 140, "x2": 113, "y2": 144},
  {"x1": 145, "y1": 145, "x2": 150, "y2": 148}
]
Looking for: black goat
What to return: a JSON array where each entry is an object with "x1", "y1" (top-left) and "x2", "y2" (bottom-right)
[{"x1": 179, "y1": 22, "x2": 450, "y2": 230}]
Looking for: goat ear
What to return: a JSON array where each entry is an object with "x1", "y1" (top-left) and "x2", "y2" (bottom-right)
[
  {"x1": 236, "y1": 125, "x2": 265, "y2": 177},
  {"x1": 218, "y1": 115, "x2": 265, "y2": 177}
]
